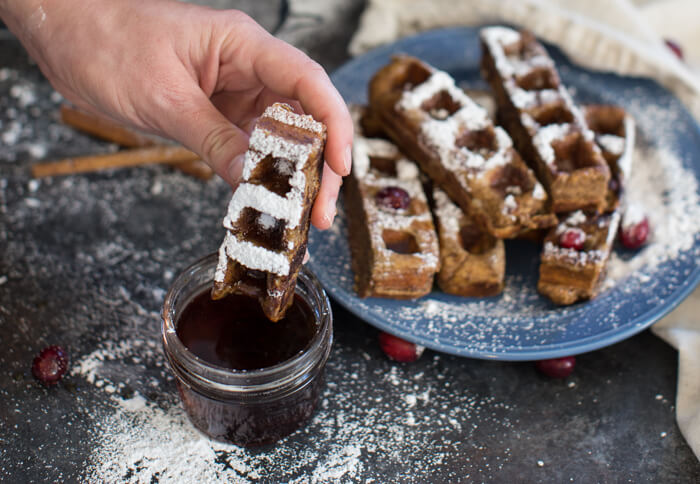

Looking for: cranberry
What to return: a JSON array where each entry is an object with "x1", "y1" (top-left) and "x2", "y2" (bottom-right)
[
  {"x1": 559, "y1": 228, "x2": 585, "y2": 250},
  {"x1": 32, "y1": 345, "x2": 69, "y2": 385},
  {"x1": 375, "y1": 186, "x2": 411, "y2": 210},
  {"x1": 379, "y1": 332, "x2": 424, "y2": 362},
  {"x1": 536, "y1": 356, "x2": 576, "y2": 378},
  {"x1": 620, "y1": 215, "x2": 649, "y2": 250},
  {"x1": 664, "y1": 39, "x2": 684, "y2": 60}
]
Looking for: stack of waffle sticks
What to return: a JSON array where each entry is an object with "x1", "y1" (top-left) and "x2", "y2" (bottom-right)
[{"x1": 347, "y1": 26, "x2": 635, "y2": 305}]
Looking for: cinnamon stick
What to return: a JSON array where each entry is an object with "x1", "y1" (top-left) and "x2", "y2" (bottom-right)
[
  {"x1": 172, "y1": 159, "x2": 218, "y2": 180},
  {"x1": 59, "y1": 105, "x2": 214, "y2": 180},
  {"x1": 31, "y1": 146, "x2": 200, "y2": 178},
  {"x1": 60, "y1": 104, "x2": 158, "y2": 148}
]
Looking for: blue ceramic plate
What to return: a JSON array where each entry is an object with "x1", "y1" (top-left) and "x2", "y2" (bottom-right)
[{"x1": 308, "y1": 27, "x2": 700, "y2": 361}]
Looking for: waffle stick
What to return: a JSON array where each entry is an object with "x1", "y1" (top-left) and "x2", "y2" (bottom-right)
[
  {"x1": 212, "y1": 103, "x2": 326, "y2": 321},
  {"x1": 537, "y1": 105, "x2": 635, "y2": 305},
  {"x1": 345, "y1": 106, "x2": 440, "y2": 299},
  {"x1": 432, "y1": 187, "x2": 505, "y2": 297},
  {"x1": 480, "y1": 27, "x2": 610, "y2": 213},
  {"x1": 583, "y1": 105, "x2": 635, "y2": 212},
  {"x1": 369, "y1": 55, "x2": 556, "y2": 239}
]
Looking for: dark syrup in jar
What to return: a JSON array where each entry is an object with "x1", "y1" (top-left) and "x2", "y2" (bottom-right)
[
  {"x1": 176, "y1": 290, "x2": 316, "y2": 370},
  {"x1": 173, "y1": 288, "x2": 324, "y2": 447}
]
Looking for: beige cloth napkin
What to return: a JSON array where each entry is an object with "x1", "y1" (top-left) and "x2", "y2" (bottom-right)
[
  {"x1": 350, "y1": 0, "x2": 700, "y2": 120},
  {"x1": 350, "y1": 0, "x2": 700, "y2": 459}
]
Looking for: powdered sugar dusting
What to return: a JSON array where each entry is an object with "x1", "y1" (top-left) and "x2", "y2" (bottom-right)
[
  {"x1": 605, "y1": 145, "x2": 700, "y2": 286},
  {"x1": 220, "y1": 230, "x2": 291, "y2": 276},
  {"x1": 597, "y1": 134, "x2": 625, "y2": 156},
  {"x1": 532, "y1": 182, "x2": 546, "y2": 200},
  {"x1": 542, "y1": 240, "x2": 608, "y2": 266},
  {"x1": 392, "y1": 63, "x2": 547, "y2": 229},
  {"x1": 264, "y1": 103, "x2": 324, "y2": 134},
  {"x1": 533, "y1": 124, "x2": 570, "y2": 168},
  {"x1": 70, "y1": 336, "x2": 516, "y2": 482},
  {"x1": 432, "y1": 188, "x2": 462, "y2": 235},
  {"x1": 215, "y1": 104, "x2": 324, "y2": 279}
]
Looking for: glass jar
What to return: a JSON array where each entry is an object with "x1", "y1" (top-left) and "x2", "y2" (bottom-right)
[{"x1": 161, "y1": 253, "x2": 333, "y2": 446}]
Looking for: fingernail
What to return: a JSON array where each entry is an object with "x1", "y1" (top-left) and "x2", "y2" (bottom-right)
[
  {"x1": 228, "y1": 154, "x2": 245, "y2": 187},
  {"x1": 343, "y1": 145, "x2": 352, "y2": 175},
  {"x1": 303, "y1": 251, "x2": 310, "y2": 264}
]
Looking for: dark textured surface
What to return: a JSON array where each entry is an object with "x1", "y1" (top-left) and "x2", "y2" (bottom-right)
[{"x1": 0, "y1": 2, "x2": 699, "y2": 482}]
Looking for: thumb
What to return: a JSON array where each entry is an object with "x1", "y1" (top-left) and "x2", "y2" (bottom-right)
[{"x1": 158, "y1": 89, "x2": 249, "y2": 187}]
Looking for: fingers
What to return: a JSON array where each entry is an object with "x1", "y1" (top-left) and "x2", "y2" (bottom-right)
[
  {"x1": 211, "y1": 89, "x2": 303, "y2": 133},
  {"x1": 157, "y1": 87, "x2": 249, "y2": 187},
  {"x1": 248, "y1": 36, "x2": 354, "y2": 179},
  {"x1": 311, "y1": 163, "x2": 342, "y2": 230}
]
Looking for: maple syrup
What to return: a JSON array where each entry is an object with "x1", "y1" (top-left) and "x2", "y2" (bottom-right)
[
  {"x1": 176, "y1": 292, "x2": 316, "y2": 371},
  {"x1": 161, "y1": 254, "x2": 332, "y2": 446}
]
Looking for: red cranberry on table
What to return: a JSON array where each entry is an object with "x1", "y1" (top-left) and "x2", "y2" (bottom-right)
[
  {"x1": 664, "y1": 39, "x2": 684, "y2": 60},
  {"x1": 620, "y1": 211, "x2": 650, "y2": 250},
  {"x1": 536, "y1": 356, "x2": 576, "y2": 378},
  {"x1": 559, "y1": 228, "x2": 586, "y2": 250},
  {"x1": 379, "y1": 331, "x2": 424, "y2": 362},
  {"x1": 32, "y1": 345, "x2": 69, "y2": 385},
  {"x1": 375, "y1": 186, "x2": 411, "y2": 210}
]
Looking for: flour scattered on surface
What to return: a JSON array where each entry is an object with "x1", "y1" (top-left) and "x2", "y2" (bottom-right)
[
  {"x1": 71, "y1": 339, "x2": 514, "y2": 482},
  {"x1": 604, "y1": 146, "x2": 700, "y2": 286}
]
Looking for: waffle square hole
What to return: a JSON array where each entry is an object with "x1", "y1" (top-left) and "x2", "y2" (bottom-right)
[
  {"x1": 369, "y1": 156, "x2": 398, "y2": 176},
  {"x1": 249, "y1": 155, "x2": 294, "y2": 197},
  {"x1": 551, "y1": 132, "x2": 600, "y2": 173},
  {"x1": 421, "y1": 90, "x2": 462, "y2": 120},
  {"x1": 515, "y1": 67, "x2": 559, "y2": 91},
  {"x1": 527, "y1": 101, "x2": 574, "y2": 127},
  {"x1": 360, "y1": 109, "x2": 389, "y2": 139},
  {"x1": 489, "y1": 163, "x2": 534, "y2": 196},
  {"x1": 394, "y1": 62, "x2": 432, "y2": 92},
  {"x1": 585, "y1": 106, "x2": 625, "y2": 136},
  {"x1": 503, "y1": 31, "x2": 544, "y2": 61},
  {"x1": 456, "y1": 126, "x2": 497, "y2": 156},
  {"x1": 222, "y1": 262, "x2": 267, "y2": 294},
  {"x1": 242, "y1": 268, "x2": 268, "y2": 291},
  {"x1": 237, "y1": 207, "x2": 286, "y2": 252},
  {"x1": 382, "y1": 229, "x2": 420, "y2": 255},
  {"x1": 459, "y1": 222, "x2": 495, "y2": 255}
]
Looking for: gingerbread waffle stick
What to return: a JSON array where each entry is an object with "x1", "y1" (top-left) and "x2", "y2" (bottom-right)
[
  {"x1": 31, "y1": 105, "x2": 213, "y2": 179},
  {"x1": 213, "y1": 103, "x2": 326, "y2": 321},
  {"x1": 480, "y1": 27, "x2": 611, "y2": 214},
  {"x1": 536, "y1": 105, "x2": 635, "y2": 305},
  {"x1": 369, "y1": 55, "x2": 556, "y2": 239}
]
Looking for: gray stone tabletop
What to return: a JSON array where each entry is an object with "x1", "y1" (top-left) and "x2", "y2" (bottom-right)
[{"x1": 1, "y1": 1, "x2": 699, "y2": 482}]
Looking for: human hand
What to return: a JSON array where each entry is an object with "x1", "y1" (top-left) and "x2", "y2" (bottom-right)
[{"x1": 0, "y1": 0, "x2": 353, "y2": 229}]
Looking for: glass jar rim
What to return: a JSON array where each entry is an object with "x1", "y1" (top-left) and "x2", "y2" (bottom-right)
[{"x1": 161, "y1": 253, "x2": 332, "y2": 395}]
